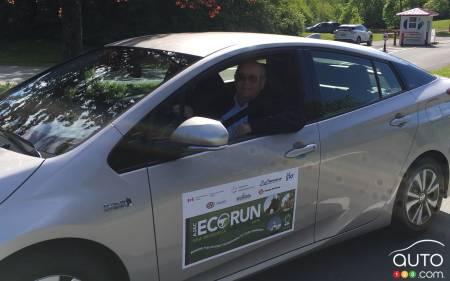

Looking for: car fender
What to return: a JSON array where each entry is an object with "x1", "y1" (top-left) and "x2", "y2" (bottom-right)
[
  {"x1": 0, "y1": 127, "x2": 158, "y2": 281},
  {"x1": 397, "y1": 78, "x2": 450, "y2": 197}
]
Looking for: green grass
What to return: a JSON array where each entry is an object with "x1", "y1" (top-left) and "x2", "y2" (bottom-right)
[
  {"x1": 0, "y1": 40, "x2": 61, "y2": 66},
  {"x1": 436, "y1": 31, "x2": 450, "y2": 37},
  {"x1": 431, "y1": 65, "x2": 450, "y2": 78},
  {"x1": 372, "y1": 33, "x2": 383, "y2": 41},
  {"x1": 303, "y1": 32, "x2": 384, "y2": 42},
  {"x1": 0, "y1": 83, "x2": 14, "y2": 94},
  {"x1": 433, "y1": 19, "x2": 450, "y2": 31}
]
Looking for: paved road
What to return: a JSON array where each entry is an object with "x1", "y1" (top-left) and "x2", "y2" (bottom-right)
[
  {"x1": 373, "y1": 37, "x2": 450, "y2": 71},
  {"x1": 0, "y1": 65, "x2": 46, "y2": 84}
]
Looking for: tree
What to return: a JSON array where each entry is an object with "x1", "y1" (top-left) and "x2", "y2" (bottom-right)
[
  {"x1": 383, "y1": 0, "x2": 401, "y2": 29},
  {"x1": 424, "y1": 0, "x2": 450, "y2": 17},
  {"x1": 352, "y1": 0, "x2": 386, "y2": 28},
  {"x1": 339, "y1": 3, "x2": 363, "y2": 24}
]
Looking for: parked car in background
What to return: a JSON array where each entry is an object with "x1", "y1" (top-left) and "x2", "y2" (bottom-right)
[
  {"x1": 334, "y1": 24, "x2": 373, "y2": 45},
  {"x1": 306, "y1": 22, "x2": 340, "y2": 33},
  {"x1": 0, "y1": 32, "x2": 449, "y2": 281}
]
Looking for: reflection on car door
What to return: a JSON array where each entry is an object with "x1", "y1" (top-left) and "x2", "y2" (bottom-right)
[
  {"x1": 147, "y1": 124, "x2": 320, "y2": 281},
  {"x1": 309, "y1": 50, "x2": 418, "y2": 240}
]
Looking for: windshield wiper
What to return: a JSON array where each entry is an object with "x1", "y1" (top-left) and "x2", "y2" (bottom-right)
[{"x1": 0, "y1": 129, "x2": 42, "y2": 158}]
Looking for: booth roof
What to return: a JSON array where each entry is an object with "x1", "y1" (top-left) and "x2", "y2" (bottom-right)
[{"x1": 396, "y1": 8, "x2": 439, "y2": 16}]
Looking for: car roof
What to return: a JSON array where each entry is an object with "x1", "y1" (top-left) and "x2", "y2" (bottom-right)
[
  {"x1": 108, "y1": 32, "x2": 307, "y2": 57},
  {"x1": 107, "y1": 32, "x2": 396, "y2": 62}
]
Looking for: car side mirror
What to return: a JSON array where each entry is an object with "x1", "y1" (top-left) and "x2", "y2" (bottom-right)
[{"x1": 170, "y1": 117, "x2": 229, "y2": 151}]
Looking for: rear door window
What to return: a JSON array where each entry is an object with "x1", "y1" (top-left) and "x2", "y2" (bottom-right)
[{"x1": 310, "y1": 51, "x2": 379, "y2": 117}]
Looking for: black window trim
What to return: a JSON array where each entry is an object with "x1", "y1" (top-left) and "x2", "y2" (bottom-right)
[
  {"x1": 391, "y1": 60, "x2": 437, "y2": 91},
  {"x1": 371, "y1": 60, "x2": 382, "y2": 99},
  {"x1": 373, "y1": 60, "x2": 407, "y2": 99}
]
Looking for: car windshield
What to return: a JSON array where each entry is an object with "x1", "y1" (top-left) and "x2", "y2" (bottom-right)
[{"x1": 0, "y1": 46, "x2": 200, "y2": 157}]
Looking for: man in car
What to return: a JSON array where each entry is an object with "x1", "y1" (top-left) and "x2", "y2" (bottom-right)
[{"x1": 220, "y1": 60, "x2": 304, "y2": 139}]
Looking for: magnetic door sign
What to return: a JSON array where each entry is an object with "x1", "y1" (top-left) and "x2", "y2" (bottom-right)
[{"x1": 182, "y1": 168, "x2": 298, "y2": 268}]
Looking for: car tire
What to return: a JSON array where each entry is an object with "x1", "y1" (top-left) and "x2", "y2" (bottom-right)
[
  {"x1": 392, "y1": 157, "x2": 444, "y2": 233},
  {"x1": 355, "y1": 36, "x2": 361, "y2": 44},
  {"x1": 0, "y1": 244, "x2": 126, "y2": 281},
  {"x1": 367, "y1": 36, "x2": 372, "y2": 46}
]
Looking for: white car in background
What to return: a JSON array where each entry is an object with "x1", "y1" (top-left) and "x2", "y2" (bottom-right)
[{"x1": 334, "y1": 24, "x2": 373, "y2": 45}]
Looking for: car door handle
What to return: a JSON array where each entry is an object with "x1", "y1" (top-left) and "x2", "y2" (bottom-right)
[
  {"x1": 285, "y1": 144, "x2": 317, "y2": 158},
  {"x1": 390, "y1": 114, "x2": 411, "y2": 127}
]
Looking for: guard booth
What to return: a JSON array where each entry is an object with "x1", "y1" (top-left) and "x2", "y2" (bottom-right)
[{"x1": 397, "y1": 8, "x2": 438, "y2": 46}]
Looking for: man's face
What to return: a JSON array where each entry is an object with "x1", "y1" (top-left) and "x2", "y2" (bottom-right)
[{"x1": 234, "y1": 62, "x2": 266, "y2": 103}]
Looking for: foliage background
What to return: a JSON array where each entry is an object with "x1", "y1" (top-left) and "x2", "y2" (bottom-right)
[{"x1": 0, "y1": 0, "x2": 448, "y2": 56}]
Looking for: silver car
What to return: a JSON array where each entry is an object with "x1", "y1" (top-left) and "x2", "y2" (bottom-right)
[
  {"x1": 0, "y1": 32, "x2": 449, "y2": 281},
  {"x1": 334, "y1": 24, "x2": 373, "y2": 45}
]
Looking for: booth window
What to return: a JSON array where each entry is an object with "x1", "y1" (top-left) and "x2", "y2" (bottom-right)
[{"x1": 409, "y1": 17, "x2": 417, "y2": 29}]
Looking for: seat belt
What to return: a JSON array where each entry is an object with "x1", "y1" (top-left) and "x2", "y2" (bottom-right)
[{"x1": 222, "y1": 107, "x2": 249, "y2": 128}]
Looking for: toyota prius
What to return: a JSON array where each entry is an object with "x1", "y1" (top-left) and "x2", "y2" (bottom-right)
[{"x1": 0, "y1": 32, "x2": 449, "y2": 281}]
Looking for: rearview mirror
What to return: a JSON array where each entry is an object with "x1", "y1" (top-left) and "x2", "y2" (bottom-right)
[{"x1": 170, "y1": 117, "x2": 228, "y2": 150}]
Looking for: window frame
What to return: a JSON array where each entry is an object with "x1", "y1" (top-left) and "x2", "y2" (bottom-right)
[
  {"x1": 108, "y1": 47, "x2": 307, "y2": 173},
  {"x1": 409, "y1": 17, "x2": 417, "y2": 29},
  {"x1": 303, "y1": 47, "x2": 407, "y2": 122}
]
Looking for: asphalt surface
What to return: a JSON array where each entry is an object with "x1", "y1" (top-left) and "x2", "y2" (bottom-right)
[
  {"x1": 373, "y1": 37, "x2": 450, "y2": 71},
  {"x1": 0, "y1": 65, "x2": 45, "y2": 84},
  {"x1": 244, "y1": 200, "x2": 450, "y2": 281}
]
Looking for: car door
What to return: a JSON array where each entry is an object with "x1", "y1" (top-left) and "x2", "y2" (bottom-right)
[
  {"x1": 131, "y1": 50, "x2": 320, "y2": 281},
  {"x1": 307, "y1": 50, "x2": 418, "y2": 240},
  {"x1": 317, "y1": 23, "x2": 324, "y2": 32}
]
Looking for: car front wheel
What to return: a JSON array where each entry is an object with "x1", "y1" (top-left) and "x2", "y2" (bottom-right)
[
  {"x1": 0, "y1": 245, "x2": 126, "y2": 281},
  {"x1": 355, "y1": 36, "x2": 361, "y2": 44},
  {"x1": 392, "y1": 157, "x2": 444, "y2": 232}
]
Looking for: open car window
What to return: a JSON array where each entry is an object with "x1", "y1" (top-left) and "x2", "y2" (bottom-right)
[{"x1": 108, "y1": 52, "x2": 304, "y2": 172}]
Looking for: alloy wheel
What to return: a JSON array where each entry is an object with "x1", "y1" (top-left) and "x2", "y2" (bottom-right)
[{"x1": 405, "y1": 168, "x2": 440, "y2": 226}]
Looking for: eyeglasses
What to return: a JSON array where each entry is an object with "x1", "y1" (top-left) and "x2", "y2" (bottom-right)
[{"x1": 235, "y1": 73, "x2": 261, "y2": 83}]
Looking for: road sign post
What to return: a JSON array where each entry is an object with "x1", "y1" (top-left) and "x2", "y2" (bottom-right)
[{"x1": 383, "y1": 32, "x2": 388, "y2": 52}]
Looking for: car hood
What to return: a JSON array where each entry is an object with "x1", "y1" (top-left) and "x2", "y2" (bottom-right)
[{"x1": 0, "y1": 148, "x2": 44, "y2": 203}]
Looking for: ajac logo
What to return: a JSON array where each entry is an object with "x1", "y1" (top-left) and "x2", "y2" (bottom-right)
[
  {"x1": 389, "y1": 240, "x2": 446, "y2": 279},
  {"x1": 206, "y1": 202, "x2": 215, "y2": 209}
]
